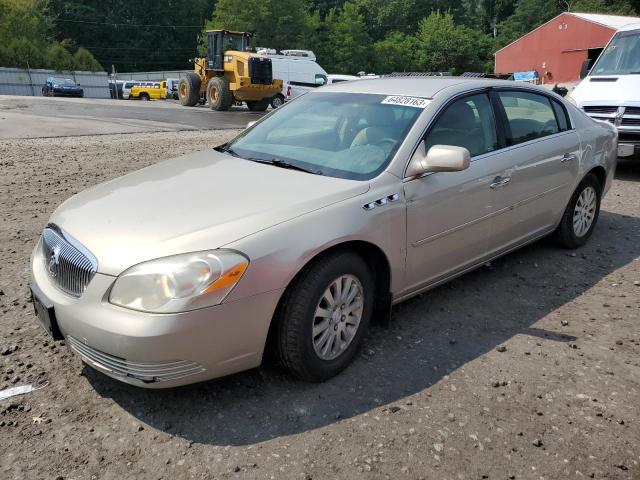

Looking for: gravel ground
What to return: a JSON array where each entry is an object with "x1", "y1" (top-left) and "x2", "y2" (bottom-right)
[{"x1": 1, "y1": 131, "x2": 639, "y2": 480}]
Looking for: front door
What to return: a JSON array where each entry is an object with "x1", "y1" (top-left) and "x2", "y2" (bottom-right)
[{"x1": 403, "y1": 92, "x2": 500, "y2": 293}]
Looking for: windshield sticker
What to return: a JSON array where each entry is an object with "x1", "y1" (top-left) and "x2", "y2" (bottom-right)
[{"x1": 381, "y1": 96, "x2": 430, "y2": 108}]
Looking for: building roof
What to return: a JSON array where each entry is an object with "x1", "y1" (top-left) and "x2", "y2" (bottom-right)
[
  {"x1": 568, "y1": 12, "x2": 640, "y2": 30},
  {"x1": 495, "y1": 11, "x2": 640, "y2": 54}
]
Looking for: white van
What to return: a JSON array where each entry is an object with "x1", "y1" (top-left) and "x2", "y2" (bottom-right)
[
  {"x1": 570, "y1": 23, "x2": 640, "y2": 158},
  {"x1": 257, "y1": 50, "x2": 328, "y2": 107}
]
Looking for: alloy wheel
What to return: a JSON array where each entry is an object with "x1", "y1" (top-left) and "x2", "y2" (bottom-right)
[
  {"x1": 312, "y1": 274, "x2": 364, "y2": 361},
  {"x1": 573, "y1": 186, "x2": 597, "y2": 237}
]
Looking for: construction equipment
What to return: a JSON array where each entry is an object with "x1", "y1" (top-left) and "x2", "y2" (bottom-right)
[{"x1": 178, "y1": 30, "x2": 282, "y2": 112}]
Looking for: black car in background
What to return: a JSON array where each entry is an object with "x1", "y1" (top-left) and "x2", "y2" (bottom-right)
[{"x1": 42, "y1": 77, "x2": 84, "y2": 97}]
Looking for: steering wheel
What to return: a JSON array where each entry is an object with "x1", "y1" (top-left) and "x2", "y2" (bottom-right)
[{"x1": 373, "y1": 138, "x2": 397, "y2": 149}]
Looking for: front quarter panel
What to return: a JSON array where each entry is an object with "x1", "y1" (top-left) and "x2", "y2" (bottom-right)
[{"x1": 224, "y1": 172, "x2": 406, "y2": 303}]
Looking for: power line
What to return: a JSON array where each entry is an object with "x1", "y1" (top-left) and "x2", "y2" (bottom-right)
[{"x1": 56, "y1": 18, "x2": 204, "y2": 28}]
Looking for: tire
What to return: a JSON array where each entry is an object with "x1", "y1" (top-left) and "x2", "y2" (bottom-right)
[
  {"x1": 178, "y1": 72, "x2": 201, "y2": 107},
  {"x1": 206, "y1": 76, "x2": 233, "y2": 111},
  {"x1": 270, "y1": 94, "x2": 285, "y2": 109},
  {"x1": 139, "y1": 93, "x2": 150, "y2": 101},
  {"x1": 553, "y1": 173, "x2": 602, "y2": 248},
  {"x1": 276, "y1": 252, "x2": 375, "y2": 382},
  {"x1": 246, "y1": 99, "x2": 270, "y2": 112}
]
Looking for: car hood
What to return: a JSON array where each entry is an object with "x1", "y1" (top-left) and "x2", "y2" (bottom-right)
[
  {"x1": 571, "y1": 75, "x2": 640, "y2": 106},
  {"x1": 50, "y1": 149, "x2": 370, "y2": 275}
]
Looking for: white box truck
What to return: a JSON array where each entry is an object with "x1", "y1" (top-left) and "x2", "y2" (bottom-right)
[{"x1": 570, "y1": 23, "x2": 640, "y2": 158}]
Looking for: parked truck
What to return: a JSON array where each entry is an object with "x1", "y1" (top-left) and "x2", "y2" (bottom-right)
[
  {"x1": 130, "y1": 81, "x2": 167, "y2": 101},
  {"x1": 178, "y1": 29, "x2": 282, "y2": 111},
  {"x1": 571, "y1": 23, "x2": 640, "y2": 159}
]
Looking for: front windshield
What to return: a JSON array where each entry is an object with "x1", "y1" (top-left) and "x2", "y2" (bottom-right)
[
  {"x1": 224, "y1": 34, "x2": 246, "y2": 52},
  {"x1": 226, "y1": 92, "x2": 424, "y2": 180},
  {"x1": 53, "y1": 77, "x2": 75, "y2": 85},
  {"x1": 591, "y1": 29, "x2": 640, "y2": 76}
]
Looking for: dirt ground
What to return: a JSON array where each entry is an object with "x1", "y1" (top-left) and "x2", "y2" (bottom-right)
[{"x1": 1, "y1": 131, "x2": 639, "y2": 480}]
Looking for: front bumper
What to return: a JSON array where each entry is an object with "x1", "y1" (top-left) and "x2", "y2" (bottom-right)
[
  {"x1": 31, "y1": 243, "x2": 283, "y2": 388},
  {"x1": 53, "y1": 88, "x2": 83, "y2": 97}
]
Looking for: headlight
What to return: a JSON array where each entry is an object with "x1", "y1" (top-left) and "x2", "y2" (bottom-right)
[{"x1": 109, "y1": 250, "x2": 249, "y2": 313}]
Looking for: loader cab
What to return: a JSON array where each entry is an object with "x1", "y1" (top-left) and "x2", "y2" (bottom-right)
[{"x1": 207, "y1": 30, "x2": 250, "y2": 71}]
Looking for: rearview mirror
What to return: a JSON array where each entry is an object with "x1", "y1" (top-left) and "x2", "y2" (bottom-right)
[{"x1": 406, "y1": 143, "x2": 470, "y2": 177}]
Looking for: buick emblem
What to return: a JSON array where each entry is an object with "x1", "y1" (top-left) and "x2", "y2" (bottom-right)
[{"x1": 48, "y1": 245, "x2": 61, "y2": 276}]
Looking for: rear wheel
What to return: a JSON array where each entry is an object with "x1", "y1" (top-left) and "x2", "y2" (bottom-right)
[
  {"x1": 178, "y1": 72, "x2": 201, "y2": 107},
  {"x1": 139, "y1": 93, "x2": 150, "y2": 101},
  {"x1": 276, "y1": 252, "x2": 374, "y2": 381},
  {"x1": 553, "y1": 173, "x2": 602, "y2": 248},
  {"x1": 207, "y1": 77, "x2": 233, "y2": 111},
  {"x1": 246, "y1": 98, "x2": 270, "y2": 112}
]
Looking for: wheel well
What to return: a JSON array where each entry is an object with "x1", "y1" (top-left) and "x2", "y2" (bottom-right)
[
  {"x1": 587, "y1": 166, "x2": 606, "y2": 190},
  {"x1": 263, "y1": 241, "x2": 392, "y2": 363}
]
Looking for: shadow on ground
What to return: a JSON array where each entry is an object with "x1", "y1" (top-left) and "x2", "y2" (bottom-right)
[{"x1": 86, "y1": 205, "x2": 639, "y2": 446}]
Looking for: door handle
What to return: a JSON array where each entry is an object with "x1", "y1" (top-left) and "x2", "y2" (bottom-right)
[
  {"x1": 490, "y1": 176, "x2": 511, "y2": 189},
  {"x1": 562, "y1": 153, "x2": 577, "y2": 163}
]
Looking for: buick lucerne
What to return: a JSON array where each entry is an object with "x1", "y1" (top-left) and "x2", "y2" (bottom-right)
[{"x1": 30, "y1": 78, "x2": 617, "y2": 387}]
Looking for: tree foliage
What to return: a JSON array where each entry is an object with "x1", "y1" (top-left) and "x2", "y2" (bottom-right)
[{"x1": 0, "y1": 0, "x2": 638, "y2": 74}]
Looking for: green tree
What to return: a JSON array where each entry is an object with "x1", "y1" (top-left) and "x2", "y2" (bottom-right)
[
  {"x1": 353, "y1": 0, "x2": 418, "y2": 40},
  {"x1": 1, "y1": 37, "x2": 44, "y2": 68},
  {"x1": 45, "y1": 42, "x2": 74, "y2": 70},
  {"x1": 208, "y1": 0, "x2": 308, "y2": 51},
  {"x1": 416, "y1": 12, "x2": 493, "y2": 74},
  {"x1": 321, "y1": 2, "x2": 373, "y2": 73},
  {"x1": 569, "y1": 0, "x2": 637, "y2": 15},
  {"x1": 372, "y1": 32, "x2": 420, "y2": 73},
  {"x1": 496, "y1": 0, "x2": 561, "y2": 47},
  {"x1": 73, "y1": 47, "x2": 103, "y2": 71},
  {"x1": 50, "y1": 0, "x2": 213, "y2": 72}
]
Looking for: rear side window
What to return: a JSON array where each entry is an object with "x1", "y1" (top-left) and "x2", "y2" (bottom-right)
[
  {"x1": 551, "y1": 100, "x2": 570, "y2": 131},
  {"x1": 424, "y1": 93, "x2": 498, "y2": 158},
  {"x1": 498, "y1": 91, "x2": 559, "y2": 145}
]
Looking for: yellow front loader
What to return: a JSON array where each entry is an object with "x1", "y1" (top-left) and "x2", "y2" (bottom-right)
[{"x1": 178, "y1": 30, "x2": 282, "y2": 112}]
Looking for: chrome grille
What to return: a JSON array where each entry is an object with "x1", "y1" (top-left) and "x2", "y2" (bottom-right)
[
  {"x1": 583, "y1": 106, "x2": 618, "y2": 114},
  {"x1": 67, "y1": 337, "x2": 206, "y2": 383},
  {"x1": 41, "y1": 225, "x2": 97, "y2": 297},
  {"x1": 625, "y1": 106, "x2": 640, "y2": 115}
]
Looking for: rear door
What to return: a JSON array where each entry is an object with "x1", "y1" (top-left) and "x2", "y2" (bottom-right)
[{"x1": 484, "y1": 89, "x2": 580, "y2": 255}]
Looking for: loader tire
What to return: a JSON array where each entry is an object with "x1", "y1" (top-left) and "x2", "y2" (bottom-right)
[
  {"x1": 179, "y1": 73, "x2": 200, "y2": 107},
  {"x1": 207, "y1": 77, "x2": 233, "y2": 111},
  {"x1": 246, "y1": 98, "x2": 270, "y2": 112}
]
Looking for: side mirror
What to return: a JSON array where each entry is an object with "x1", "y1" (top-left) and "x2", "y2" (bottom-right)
[
  {"x1": 406, "y1": 143, "x2": 470, "y2": 177},
  {"x1": 246, "y1": 120, "x2": 257, "y2": 129},
  {"x1": 580, "y1": 59, "x2": 592, "y2": 80}
]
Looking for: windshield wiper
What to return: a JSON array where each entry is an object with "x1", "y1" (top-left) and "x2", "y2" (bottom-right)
[
  {"x1": 214, "y1": 144, "x2": 242, "y2": 158},
  {"x1": 248, "y1": 158, "x2": 323, "y2": 175}
]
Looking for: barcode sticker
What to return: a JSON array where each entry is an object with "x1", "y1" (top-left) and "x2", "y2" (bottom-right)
[{"x1": 381, "y1": 96, "x2": 430, "y2": 108}]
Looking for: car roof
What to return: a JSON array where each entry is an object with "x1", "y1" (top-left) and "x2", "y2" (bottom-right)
[{"x1": 320, "y1": 77, "x2": 536, "y2": 99}]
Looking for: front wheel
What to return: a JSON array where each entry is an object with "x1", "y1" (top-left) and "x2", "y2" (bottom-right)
[
  {"x1": 276, "y1": 252, "x2": 374, "y2": 381},
  {"x1": 553, "y1": 173, "x2": 602, "y2": 248}
]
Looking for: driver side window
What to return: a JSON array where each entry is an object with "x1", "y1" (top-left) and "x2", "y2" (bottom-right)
[{"x1": 424, "y1": 93, "x2": 498, "y2": 158}]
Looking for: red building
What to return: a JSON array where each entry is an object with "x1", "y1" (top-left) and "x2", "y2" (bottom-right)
[{"x1": 495, "y1": 12, "x2": 640, "y2": 84}]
